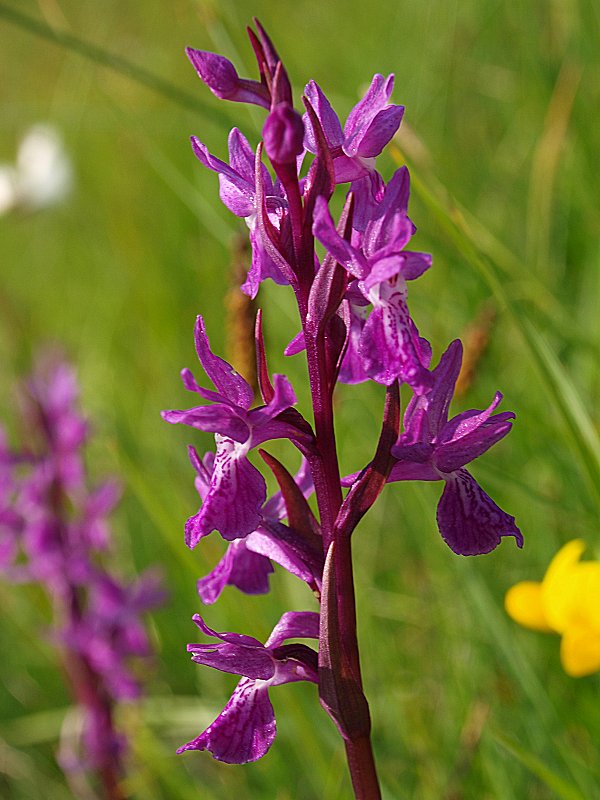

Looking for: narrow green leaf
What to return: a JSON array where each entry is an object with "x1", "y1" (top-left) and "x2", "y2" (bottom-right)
[
  {"x1": 0, "y1": 3, "x2": 232, "y2": 128},
  {"x1": 491, "y1": 730, "x2": 586, "y2": 800}
]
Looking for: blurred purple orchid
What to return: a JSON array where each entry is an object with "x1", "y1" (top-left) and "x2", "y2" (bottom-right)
[
  {"x1": 177, "y1": 611, "x2": 319, "y2": 763},
  {"x1": 0, "y1": 429, "x2": 21, "y2": 571},
  {"x1": 162, "y1": 315, "x2": 310, "y2": 547},
  {"x1": 1, "y1": 354, "x2": 165, "y2": 784},
  {"x1": 388, "y1": 340, "x2": 523, "y2": 555},
  {"x1": 24, "y1": 357, "x2": 88, "y2": 488},
  {"x1": 64, "y1": 570, "x2": 166, "y2": 702}
]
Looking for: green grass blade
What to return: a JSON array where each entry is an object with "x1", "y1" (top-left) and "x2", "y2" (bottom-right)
[
  {"x1": 0, "y1": 3, "x2": 232, "y2": 128},
  {"x1": 491, "y1": 731, "x2": 587, "y2": 800}
]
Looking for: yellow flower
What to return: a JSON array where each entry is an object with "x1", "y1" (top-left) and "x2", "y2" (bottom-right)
[{"x1": 505, "y1": 540, "x2": 600, "y2": 677}]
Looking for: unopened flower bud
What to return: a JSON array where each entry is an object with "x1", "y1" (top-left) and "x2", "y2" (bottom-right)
[
  {"x1": 263, "y1": 103, "x2": 304, "y2": 165},
  {"x1": 186, "y1": 48, "x2": 239, "y2": 99},
  {"x1": 186, "y1": 48, "x2": 270, "y2": 108}
]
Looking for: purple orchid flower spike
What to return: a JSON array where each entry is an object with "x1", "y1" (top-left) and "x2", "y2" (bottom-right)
[
  {"x1": 162, "y1": 316, "x2": 310, "y2": 546},
  {"x1": 313, "y1": 168, "x2": 433, "y2": 392},
  {"x1": 171, "y1": 25, "x2": 524, "y2": 794},
  {"x1": 303, "y1": 74, "x2": 404, "y2": 184},
  {"x1": 195, "y1": 452, "x2": 319, "y2": 603},
  {"x1": 387, "y1": 340, "x2": 523, "y2": 555},
  {"x1": 177, "y1": 611, "x2": 319, "y2": 763},
  {"x1": 190, "y1": 129, "x2": 288, "y2": 297}
]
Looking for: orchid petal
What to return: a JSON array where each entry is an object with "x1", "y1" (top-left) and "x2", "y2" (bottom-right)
[
  {"x1": 247, "y1": 374, "x2": 297, "y2": 429},
  {"x1": 403, "y1": 340, "x2": 462, "y2": 438},
  {"x1": 343, "y1": 74, "x2": 395, "y2": 154},
  {"x1": 355, "y1": 104, "x2": 405, "y2": 157},
  {"x1": 177, "y1": 678, "x2": 276, "y2": 763},
  {"x1": 303, "y1": 80, "x2": 344, "y2": 152},
  {"x1": 401, "y1": 251, "x2": 433, "y2": 281},
  {"x1": 161, "y1": 406, "x2": 250, "y2": 443},
  {"x1": 387, "y1": 460, "x2": 439, "y2": 482},
  {"x1": 245, "y1": 530, "x2": 316, "y2": 586},
  {"x1": 184, "y1": 441, "x2": 266, "y2": 546},
  {"x1": 360, "y1": 294, "x2": 431, "y2": 392},
  {"x1": 194, "y1": 316, "x2": 254, "y2": 409},
  {"x1": 332, "y1": 154, "x2": 374, "y2": 183},
  {"x1": 187, "y1": 638, "x2": 274, "y2": 680},
  {"x1": 436, "y1": 468, "x2": 522, "y2": 556},
  {"x1": 191, "y1": 137, "x2": 255, "y2": 218},
  {"x1": 439, "y1": 391, "x2": 505, "y2": 442},
  {"x1": 265, "y1": 610, "x2": 320, "y2": 648},
  {"x1": 188, "y1": 446, "x2": 213, "y2": 500},
  {"x1": 197, "y1": 539, "x2": 274, "y2": 604},
  {"x1": 434, "y1": 415, "x2": 514, "y2": 473},
  {"x1": 228, "y1": 128, "x2": 263, "y2": 187},
  {"x1": 241, "y1": 227, "x2": 289, "y2": 300}
]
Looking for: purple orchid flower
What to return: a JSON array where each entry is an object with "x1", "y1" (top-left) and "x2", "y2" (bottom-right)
[
  {"x1": 177, "y1": 611, "x2": 319, "y2": 763},
  {"x1": 387, "y1": 340, "x2": 523, "y2": 555},
  {"x1": 193, "y1": 450, "x2": 319, "y2": 603},
  {"x1": 313, "y1": 168, "x2": 433, "y2": 391},
  {"x1": 190, "y1": 129, "x2": 288, "y2": 297},
  {"x1": 303, "y1": 74, "x2": 404, "y2": 184},
  {"x1": 162, "y1": 316, "x2": 308, "y2": 547}
]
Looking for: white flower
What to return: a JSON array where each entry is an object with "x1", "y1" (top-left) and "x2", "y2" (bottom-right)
[{"x1": 0, "y1": 124, "x2": 73, "y2": 215}]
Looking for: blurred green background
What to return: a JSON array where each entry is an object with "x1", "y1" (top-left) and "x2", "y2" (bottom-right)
[{"x1": 1, "y1": 0, "x2": 599, "y2": 797}]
